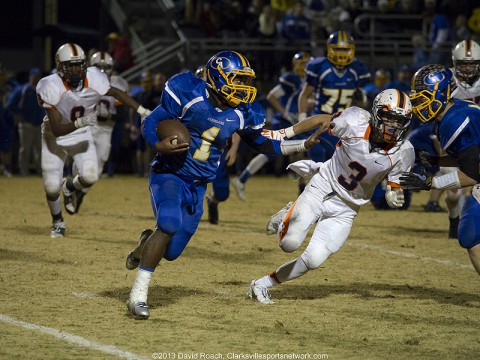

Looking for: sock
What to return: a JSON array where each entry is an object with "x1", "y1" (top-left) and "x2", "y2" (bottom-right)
[
  {"x1": 47, "y1": 197, "x2": 62, "y2": 217},
  {"x1": 239, "y1": 170, "x2": 251, "y2": 184},
  {"x1": 130, "y1": 267, "x2": 154, "y2": 303},
  {"x1": 72, "y1": 176, "x2": 84, "y2": 191},
  {"x1": 274, "y1": 257, "x2": 309, "y2": 283},
  {"x1": 255, "y1": 274, "x2": 279, "y2": 288}
]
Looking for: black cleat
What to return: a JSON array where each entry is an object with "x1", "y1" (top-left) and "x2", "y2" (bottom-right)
[
  {"x1": 62, "y1": 178, "x2": 77, "y2": 215},
  {"x1": 423, "y1": 201, "x2": 445, "y2": 213},
  {"x1": 126, "y1": 229, "x2": 154, "y2": 270},
  {"x1": 207, "y1": 195, "x2": 219, "y2": 225},
  {"x1": 74, "y1": 190, "x2": 86, "y2": 213}
]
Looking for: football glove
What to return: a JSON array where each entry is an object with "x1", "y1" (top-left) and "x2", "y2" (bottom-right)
[
  {"x1": 414, "y1": 149, "x2": 439, "y2": 168},
  {"x1": 286, "y1": 160, "x2": 322, "y2": 179},
  {"x1": 399, "y1": 170, "x2": 432, "y2": 190},
  {"x1": 74, "y1": 113, "x2": 97, "y2": 128},
  {"x1": 385, "y1": 185, "x2": 404, "y2": 208}
]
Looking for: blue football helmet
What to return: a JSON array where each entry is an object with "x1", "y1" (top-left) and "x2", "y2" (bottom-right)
[
  {"x1": 205, "y1": 51, "x2": 257, "y2": 107},
  {"x1": 409, "y1": 64, "x2": 456, "y2": 123},
  {"x1": 292, "y1": 51, "x2": 312, "y2": 77},
  {"x1": 327, "y1": 31, "x2": 355, "y2": 68}
]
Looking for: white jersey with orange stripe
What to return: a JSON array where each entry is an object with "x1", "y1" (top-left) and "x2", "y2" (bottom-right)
[
  {"x1": 315, "y1": 106, "x2": 414, "y2": 206},
  {"x1": 99, "y1": 75, "x2": 128, "y2": 117},
  {"x1": 37, "y1": 66, "x2": 110, "y2": 125},
  {"x1": 451, "y1": 69, "x2": 480, "y2": 103}
]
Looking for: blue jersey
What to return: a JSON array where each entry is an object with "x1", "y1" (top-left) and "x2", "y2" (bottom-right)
[
  {"x1": 305, "y1": 57, "x2": 371, "y2": 115},
  {"x1": 437, "y1": 99, "x2": 480, "y2": 157},
  {"x1": 143, "y1": 71, "x2": 283, "y2": 182},
  {"x1": 271, "y1": 72, "x2": 303, "y2": 128}
]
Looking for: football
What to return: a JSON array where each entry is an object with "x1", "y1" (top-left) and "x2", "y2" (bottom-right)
[{"x1": 156, "y1": 119, "x2": 191, "y2": 145}]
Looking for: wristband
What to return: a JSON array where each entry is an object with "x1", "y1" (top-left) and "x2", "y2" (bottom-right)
[
  {"x1": 280, "y1": 140, "x2": 306, "y2": 155},
  {"x1": 432, "y1": 171, "x2": 461, "y2": 190},
  {"x1": 298, "y1": 112, "x2": 307, "y2": 122},
  {"x1": 284, "y1": 126, "x2": 296, "y2": 139},
  {"x1": 137, "y1": 105, "x2": 148, "y2": 115}
]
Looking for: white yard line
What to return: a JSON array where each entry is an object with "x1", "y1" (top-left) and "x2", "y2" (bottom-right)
[
  {"x1": 0, "y1": 314, "x2": 149, "y2": 360},
  {"x1": 352, "y1": 242, "x2": 474, "y2": 270}
]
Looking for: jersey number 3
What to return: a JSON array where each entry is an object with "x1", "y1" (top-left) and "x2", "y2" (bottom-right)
[{"x1": 338, "y1": 161, "x2": 367, "y2": 191}]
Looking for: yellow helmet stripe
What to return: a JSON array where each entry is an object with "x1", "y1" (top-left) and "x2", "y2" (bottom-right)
[{"x1": 232, "y1": 51, "x2": 247, "y2": 67}]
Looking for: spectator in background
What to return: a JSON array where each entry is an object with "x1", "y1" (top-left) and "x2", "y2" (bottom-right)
[
  {"x1": 129, "y1": 71, "x2": 154, "y2": 177},
  {"x1": 0, "y1": 64, "x2": 19, "y2": 177},
  {"x1": 364, "y1": 68, "x2": 390, "y2": 108},
  {"x1": 452, "y1": 15, "x2": 471, "y2": 42},
  {"x1": 280, "y1": 2, "x2": 311, "y2": 42},
  {"x1": 6, "y1": 68, "x2": 44, "y2": 176},
  {"x1": 107, "y1": 32, "x2": 134, "y2": 73},
  {"x1": 427, "y1": 2, "x2": 452, "y2": 64},
  {"x1": 386, "y1": 65, "x2": 411, "y2": 94}
]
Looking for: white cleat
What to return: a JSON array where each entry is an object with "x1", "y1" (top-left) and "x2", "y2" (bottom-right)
[
  {"x1": 248, "y1": 279, "x2": 275, "y2": 304},
  {"x1": 62, "y1": 178, "x2": 77, "y2": 215},
  {"x1": 126, "y1": 300, "x2": 150, "y2": 319},
  {"x1": 232, "y1": 177, "x2": 246, "y2": 201},
  {"x1": 266, "y1": 201, "x2": 293, "y2": 235},
  {"x1": 50, "y1": 220, "x2": 66, "y2": 238}
]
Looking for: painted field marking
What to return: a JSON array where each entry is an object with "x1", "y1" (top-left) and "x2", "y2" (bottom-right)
[
  {"x1": 353, "y1": 243, "x2": 474, "y2": 270},
  {"x1": 0, "y1": 314, "x2": 149, "y2": 360}
]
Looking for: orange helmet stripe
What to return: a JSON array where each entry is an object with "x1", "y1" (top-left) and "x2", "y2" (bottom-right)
[{"x1": 69, "y1": 43, "x2": 78, "y2": 56}]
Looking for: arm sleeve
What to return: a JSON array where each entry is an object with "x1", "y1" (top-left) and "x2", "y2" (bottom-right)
[
  {"x1": 456, "y1": 145, "x2": 480, "y2": 182},
  {"x1": 237, "y1": 127, "x2": 282, "y2": 155}
]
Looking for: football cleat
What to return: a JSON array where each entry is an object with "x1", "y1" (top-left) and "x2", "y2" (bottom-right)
[
  {"x1": 50, "y1": 219, "x2": 66, "y2": 238},
  {"x1": 62, "y1": 178, "x2": 77, "y2": 215},
  {"x1": 266, "y1": 201, "x2": 293, "y2": 235},
  {"x1": 126, "y1": 300, "x2": 150, "y2": 319},
  {"x1": 247, "y1": 279, "x2": 275, "y2": 304},
  {"x1": 423, "y1": 201, "x2": 445, "y2": 213},
  {"x1": 74, "y1": 190, "x2": 86, "y2": 214},
  {"x1": 232, "y1": 177, "x2": 246, "y2": 201},
  {"x1": 206, "y1": 194, "x2": 219, "y2": 225},
  {"x1": 126, "y1": 229, "x2": 153, "y2": 270}
]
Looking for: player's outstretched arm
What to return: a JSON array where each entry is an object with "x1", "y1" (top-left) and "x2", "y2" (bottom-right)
[
  {"x1": 107, "y1": 86, "x2": 151, "y2": 121},
  {"x1": 292, "y1": 114, "x2": 331, "y2": 135}
]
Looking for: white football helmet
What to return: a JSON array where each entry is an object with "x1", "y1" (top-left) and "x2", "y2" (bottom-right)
[
  {"x1": 55, "y1": 43, "x2": 87, "y2": 88},
  {"x1": 90, "y1": 51, "x2": 113, "y2": 76},
  {"x1": 372, "y1": 89, "x2": 412, "y2": 144},
  {"x1": 452, "y1": 40, "x2": 480, "y2": 85}
]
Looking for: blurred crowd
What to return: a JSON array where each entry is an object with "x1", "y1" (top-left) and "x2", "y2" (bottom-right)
[{"x1": 1, "y1": 0, "x2": 479, "y2": 178}]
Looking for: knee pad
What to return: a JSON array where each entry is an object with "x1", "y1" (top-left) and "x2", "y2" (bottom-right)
[
  {"x1": 279, "y1": 236, "x2": 302, "y2": 253},
  {"x1": 302, "y1": 243, "x2": 337, "y2": 270},
  {"x1": 213, "y1": 185, "x2": 229, "y2": 202},
  {"x1": 157, "y1": 215, "x2": 182, "y2": 235},
  {"x1": 81, "y1": 160, "x2": 99, "y2": 185},
  {"x1": 44, "y1": 176, "x2": 62, "y2": 196}
]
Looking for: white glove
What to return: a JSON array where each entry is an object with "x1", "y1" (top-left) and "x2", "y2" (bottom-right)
[
  {"x1": 137, "y1": 105, "x2": 152, "y2": 123},
  {"x1": 74, "y1": 113, "x2": 97, "y2": 128},
  {"x1": 98, "y1": 102, "x2": 110, "y2": 118},
  {"x1": 286, "y1": 160, "x2": 322, "y2": 179},
  {"x1": 385, "y1": 185, "x2": 404, "y2": 208}
]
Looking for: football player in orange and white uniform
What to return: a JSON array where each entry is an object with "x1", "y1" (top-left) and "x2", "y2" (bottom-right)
[
  {"x1": 36, "y1": 43, "x2": 151, "y2": 238},
  {"x1": 247, "y1": 89, "x2": 414, "y2": 304},
  {"x1": 73, "y1": 51, "x2": 130, "y2": 212}
]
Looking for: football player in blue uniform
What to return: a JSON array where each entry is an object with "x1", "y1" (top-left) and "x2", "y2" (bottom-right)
[
  {"x1": 400, "y1": 64, "x2": 480, "y2": 276},
  {"x1": 297, "y1": 30, "x2": 371, "y2": 163},
  {"x1": 232, "y1": 52, "x2": 312, "y2": 201},
  {"x1": 124, "y1": 51, "x2": 332, "y2": 319}
]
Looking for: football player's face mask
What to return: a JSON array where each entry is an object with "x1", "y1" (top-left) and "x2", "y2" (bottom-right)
[
  {"x1": 56, "y1": 43, "x2": 87, "y2": 88},
  {"x1": 409, "y1": 64, "x2": 455, "y2": 123},
  {"x1": 292, "y1": 52, "x2": 312, "y2": 78},
  {"x1": 372, "y1": 89, "x2": 412, "y2": 144},
  {"x1": 452, "y1": 39, "x2": 480, "y2": 85},
  {"x1": 327, "y1": 31, "x2": 355, "y2": 69},
  {"x1": 205, "y1": 50, "x2": 257, "y2": 107}
]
